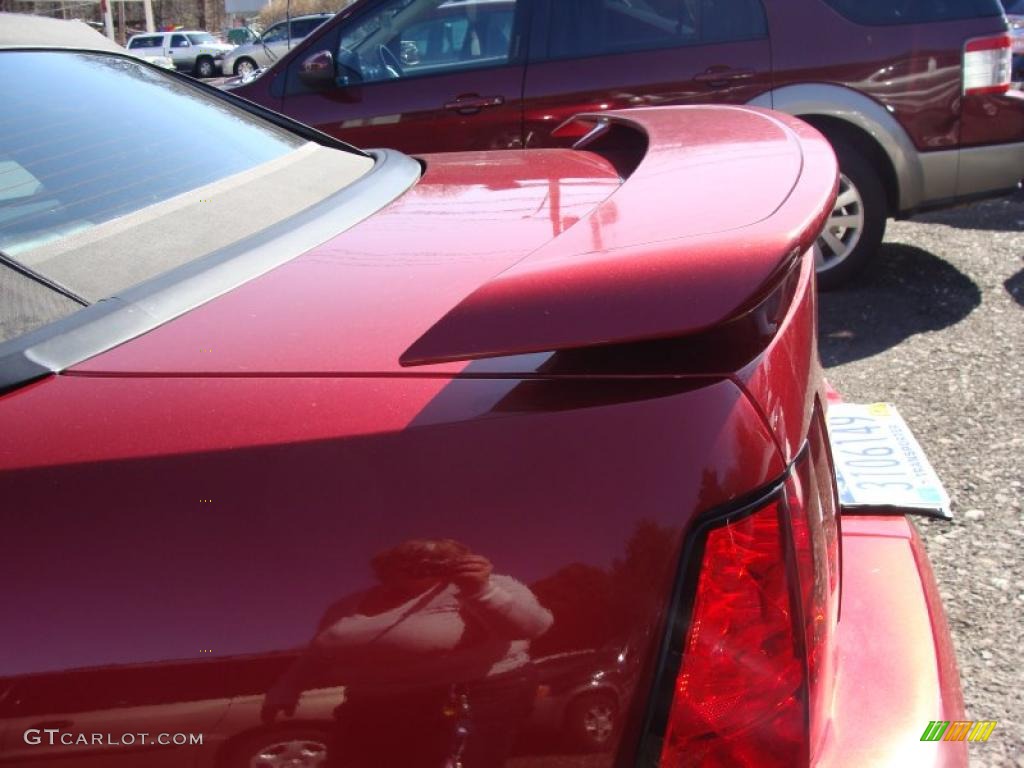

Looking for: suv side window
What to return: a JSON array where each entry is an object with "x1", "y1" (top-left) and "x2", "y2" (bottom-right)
[
  {"x1": 261, "y1": 22, "x2": 288, "y2": 44},
  {"x1": 337, "y1": 0, "x2": 519, "y2": 84},
  {"x1": 170, "y1": 34, "x2": 190, "y2": 47},
  {"x1": 547, "y1": 0, "x2": 766, "y2": 59},
  {"x1": 129, "y1": 36, "x2": 159, "y2": 49},
  {"x1": 823, "y1": 0, "x2": 1002, "y2": 25},
  {"x1": 290, "y1": 17, "x2": 325, "y2": 38}
]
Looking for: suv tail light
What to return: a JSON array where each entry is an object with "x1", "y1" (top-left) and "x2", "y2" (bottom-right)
[
  {"x1": 657, "y1": 416, "x2": 840, "y2": 767},
  {"x1": 963, "y1": 34, "x2": 1012, "y2": 95}
]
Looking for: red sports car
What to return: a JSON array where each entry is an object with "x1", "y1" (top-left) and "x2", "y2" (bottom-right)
[{"x1": 0, "y1": 21, "x2": 966, "y2": 768}]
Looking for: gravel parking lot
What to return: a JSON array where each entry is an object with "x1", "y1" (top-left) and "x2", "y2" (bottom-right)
[{"x1": 819, "y1": 189, "x2": 1024, "y2": 767}]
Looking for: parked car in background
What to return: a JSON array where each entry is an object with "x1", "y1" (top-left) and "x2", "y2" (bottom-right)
[
  {"x1": 223, "y1": 13, "x2": 332, "y2": 77},
  {"x1": 1, "y1": 20, "x2": 968, "y2": 768},
  {"x1": 0, "y1": 13, "x2": 174, "y2": 69},
  {"x1": 523, "y1": 646, "x2": 637, "y2": 753},
  {"x1": 127, "y1": 29, "x2": 235, "y2": 77},
  {"x1": 228, "y1": 0, "x2": 1024, "y2": 288},
  {"x1": 223, "y1": 25, "x2": 259, "y2": 46}
]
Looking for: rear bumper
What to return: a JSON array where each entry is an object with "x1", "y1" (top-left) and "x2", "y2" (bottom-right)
[
  {"x1": 815, "y1": 515, "x2": 967, "y2": 768},
  {"x1": 954, "y1": 139, "x2": 1024, "y2": 199},
  {"x1": 912, "y1": 139, "x2": 1024, "y2": 215}
]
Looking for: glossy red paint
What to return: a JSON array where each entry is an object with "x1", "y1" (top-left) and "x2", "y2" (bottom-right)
[
  {"x1": 738, "y1": 246, "x2": 823, "y2": 464},
  {"x1": 70, "y1": 107, "x2": 836, "y2": 377},
  {"x1": 71, "y1": 148, "x2": 621, "y2": 377},
  {"x1": 0, "y1": 105, "x2": 965, "y2": 768},
  {"x1": 817, "y1": 516, "x2": 968, "y2": 768},
  {"x1": 765, "y1": 4, "x2": 1014, "y2": 151},
  {"x1": 520, "y1": 40, "x2": 771, "y2": 151},
  {"x1": 0, "y1": 372, "x2": 783, "y2": 767},
  {"x1": 402, "y1": 107, "x2": 837, "y2": 365},
  {"x1": 231, "y1": 0, "x2": 1021, "y2": 162}
]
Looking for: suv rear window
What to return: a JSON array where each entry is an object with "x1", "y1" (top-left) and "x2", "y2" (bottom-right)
[{"x1": 823, "y1": 0, "x2": 1003, "y2": 26}]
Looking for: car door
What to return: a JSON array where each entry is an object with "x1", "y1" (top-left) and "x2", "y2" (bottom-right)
[
  {"x1": 166, "y1": 33, "x2": 193, "y2": 70},
  {"x1": 521, "y1": 0, "x2": 772, "y2": 148},
  {"x1": 0, "y1": 665, "x2": 228, "y2": 768},
  {"x1": 276, "y1": 0, "x2": 529, "y2": 154}
]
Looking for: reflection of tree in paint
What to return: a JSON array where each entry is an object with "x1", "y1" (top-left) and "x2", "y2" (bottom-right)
[{"x1": 530, "y1": 519, "x2": 680, "y2": 657}]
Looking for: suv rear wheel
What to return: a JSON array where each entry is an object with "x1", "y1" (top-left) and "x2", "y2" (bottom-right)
[
  {"x1": 565, "y1": 692, "x2": 618, "y2": 752},
  {"x1": 815, "y1": 138, "x2": 887, "y2": 290},
  {"x1": 226, "y1": 726, "x2": 329, "y2": 768},
  {"x1": 235, "y1": 57, "x2": 258, "y2": 77}
]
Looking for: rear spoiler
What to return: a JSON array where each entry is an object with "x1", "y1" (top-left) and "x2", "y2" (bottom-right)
[{"x1": 401, "y1": 106, "x2": 838, "y2": 367}]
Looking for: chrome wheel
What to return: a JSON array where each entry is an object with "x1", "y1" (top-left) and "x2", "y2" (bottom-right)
[
  {"x1": 582, "y1": 703, "x2": 615, "y2": 744},
  {"x1": 236, "y1": 59, "x2": 257, "y2": 77},
  {"x1": 249, "y1": 738, "x2": 327, "y2": 768},
  {"x1": 816, "y1": 173, "x2": 865, "y2": 273}
]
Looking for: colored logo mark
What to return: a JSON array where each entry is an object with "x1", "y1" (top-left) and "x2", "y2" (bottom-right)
[{"x1": 921, "y1": 720, "x2": 997, "y2": 742}]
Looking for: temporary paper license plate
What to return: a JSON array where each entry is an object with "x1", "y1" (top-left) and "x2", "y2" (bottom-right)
[{"x1": 826, "y1": 402, "x2": 951, "y2": 519}]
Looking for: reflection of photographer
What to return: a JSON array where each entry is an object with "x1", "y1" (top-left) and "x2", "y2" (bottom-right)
[{"x1": 262, "y1": 539, "x2": 553, "y2": 767}]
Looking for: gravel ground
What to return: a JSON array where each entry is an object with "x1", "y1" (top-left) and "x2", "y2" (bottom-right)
[{"x1": 819, "y1": 189, "x2": 1024, "y2": 767}]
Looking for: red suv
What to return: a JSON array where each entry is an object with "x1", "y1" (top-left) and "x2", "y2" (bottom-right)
[{"x1": 230, "y1": 0, "x2": 1024, "y2": 287}]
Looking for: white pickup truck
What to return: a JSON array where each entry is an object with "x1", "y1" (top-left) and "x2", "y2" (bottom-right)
[{"x1": 127, "y1": 31, "x2": 234, "y2": 77}]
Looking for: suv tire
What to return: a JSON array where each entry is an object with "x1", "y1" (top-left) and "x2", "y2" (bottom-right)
[
  {"x1": 565, "y1": 692, "x2": 618, "y2": 752},
  {"x1": 225, "y1": 726, "x2": 330, "y2": 768},
  {"x1": 815, "y1": 138, "x2": 888, "y2": 290},
  {"x1": 194, "y1": 56, "x2": 215, "y2": 79},
  {"x1": 234, "y1": 57, "x2": 258, "y2": 77}
]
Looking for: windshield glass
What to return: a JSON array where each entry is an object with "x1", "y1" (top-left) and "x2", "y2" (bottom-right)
[{"x1": 187, "y1": 32, "x2": 219, "y2": 44}]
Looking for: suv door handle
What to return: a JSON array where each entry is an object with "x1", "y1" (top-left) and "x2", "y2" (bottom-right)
[
  {"x1": 694, "y1": 68, "x2": 755, "y2": 87},
  {"x1": 444, "y1": 94, "x2": 505, "y2": 114}
]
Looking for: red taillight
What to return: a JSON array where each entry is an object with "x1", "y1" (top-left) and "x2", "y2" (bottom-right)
[
  {"x1": 658, "y1": 428, "x2": 839, "y2": 767},
  {"x1": 659, "y1": 500, "x2": 806, "y2": 767},
  {"x1": 786, "y1": 420, "x2": 841, "y2": 760},
  {"x1": 963, "y1": 34, "x2": 1012, "y2": 95}
]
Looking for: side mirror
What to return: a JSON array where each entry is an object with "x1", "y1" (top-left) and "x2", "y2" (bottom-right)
[{"x1": 298, "y1": 50, "x2": 336, "y2": 87}]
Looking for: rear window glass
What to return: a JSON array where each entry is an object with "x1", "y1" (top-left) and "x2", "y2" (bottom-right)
[
  {"x1": 0, "y1": 51, "x2": 303, "y2": 262},
  {"x1": 823, "y1": 0, "x2": 1003, "y2": 26}
]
